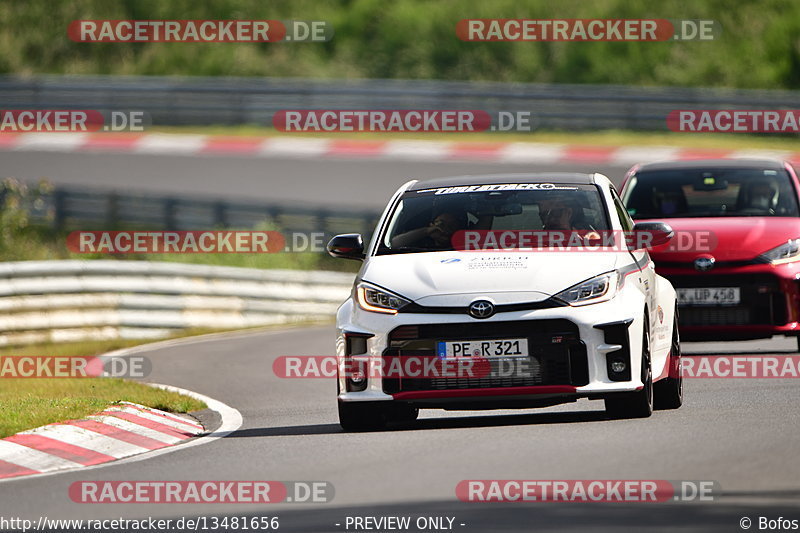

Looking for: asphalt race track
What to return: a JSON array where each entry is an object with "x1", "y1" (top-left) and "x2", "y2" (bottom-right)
[
  {"x1": 1, "y1": 152, "x2": 799, "y2": 531},
  {"x1": 0, "y1": 151, "x2": 632, "y2": 207},
  {"x1": 1, "y1": 325, "x2": 799, "y2": 532}
]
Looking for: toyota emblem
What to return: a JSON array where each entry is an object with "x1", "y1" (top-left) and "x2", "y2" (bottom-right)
[
  {"x1": 468, "y1": 300, "x2": 495, "y2": 319},
  {"x1": 694, "y1": 256, "x2": 715, "y2": 271}
]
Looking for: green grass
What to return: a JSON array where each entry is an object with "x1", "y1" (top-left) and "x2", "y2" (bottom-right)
[
  {"x1": 3, "y1": 0, "x2": 800, "y2": 90},
  {"x1": 0, "y1": 333, "x2": 218, "y2": 438},
  {"x1": 0, "y1": 379, "x2": 205, "y2": 439},
  {"x1": 0, "y1": 338, "x2": 166, "y2": 359}
]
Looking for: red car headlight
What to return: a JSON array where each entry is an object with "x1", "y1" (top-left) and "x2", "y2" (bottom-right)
[{"x1": 758, "y1": 239, "x2": 800, "y2": 264}]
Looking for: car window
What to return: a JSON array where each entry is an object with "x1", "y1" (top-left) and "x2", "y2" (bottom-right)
[
  {"x1": 611, "y1": 189, "x2": 634, "y2": 231},
  {"x1": 378, "y1": 183, "x2": 610, "y2": 254},
  {"x1": 623, "y1": 168, "x2": 799, "y2": 218}
]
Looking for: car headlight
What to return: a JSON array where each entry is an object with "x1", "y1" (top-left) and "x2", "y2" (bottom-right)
[
  {"x1": 758, "y1": 239, "x2": 800, "y2": 264},
  {"x1": 356, "y1": 282, "x2": 411, "y2": 314},
  {"x1": 554, "y1": 271, "x2": 620, "y2": 306}
]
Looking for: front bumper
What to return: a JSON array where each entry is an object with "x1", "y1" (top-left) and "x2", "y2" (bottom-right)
[
  {"x1": 659, "y1": 262, "x2": 800, "y2": 341},
  {"x1": 336, "y1": 290, "x2": 648, "y2": 407}
]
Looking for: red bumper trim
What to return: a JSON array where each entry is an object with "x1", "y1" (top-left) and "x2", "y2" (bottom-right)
[
  {"x1": 655, "y1": 351, "x2": 682, "y2": 381},
  {"x1": 391, "y1": 385, "x2": 577, "y2": 400},
  {"x1": 680, "y1": 322, "x2": 800, "y2": 334}
]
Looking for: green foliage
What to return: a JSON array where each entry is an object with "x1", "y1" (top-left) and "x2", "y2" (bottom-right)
[
  {"x1": 0, "y1": 178, "x2": 57, "y2": 261},
  {"x1": 1, "y1": 0, "x2": 799, "y2": 89}
]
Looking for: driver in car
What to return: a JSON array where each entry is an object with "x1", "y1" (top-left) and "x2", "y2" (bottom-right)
[
  {"x1": 391, "y1": 211, "x2": 466, "y2": 250},
  {"x1": 743, "y1": 179, "x2": 778, "y2": 212},
  {"x1": 538, "y1": 194, "x2": 594, "y2": 231}
]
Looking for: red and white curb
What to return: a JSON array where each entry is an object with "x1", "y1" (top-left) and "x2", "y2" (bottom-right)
[
  {"x1": 0, "y1": 401, "x2": 204, "y2": 480},
  {"x1": 1, "y1": 132, "x2": 798, "y2": 166},
  {"x1": 0, "y1": 330, "x2": 268, "y2": 483}
]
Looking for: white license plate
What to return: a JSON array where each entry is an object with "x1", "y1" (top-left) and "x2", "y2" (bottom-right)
[
  {"x1": 437, "y1": 338, "x2": 529, "y2": 358},
  {"x1": 677, "y1": 287, "x2": 741, "y2": 306}
]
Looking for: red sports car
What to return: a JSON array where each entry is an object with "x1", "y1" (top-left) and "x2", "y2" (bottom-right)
[{"x1": 621, "y1": 159, "x2": 800, "y2": 348}]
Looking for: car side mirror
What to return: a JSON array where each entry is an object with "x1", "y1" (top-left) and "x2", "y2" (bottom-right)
[
  {"x1": 631, "y1": 222, "x2": 674, "y2": 249},
  {"x1": 327, "y1": 234, "x2": 365, "y2": 260}
]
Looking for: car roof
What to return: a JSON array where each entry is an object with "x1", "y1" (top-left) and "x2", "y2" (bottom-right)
[
  {"x1": 408, "y1": 173, "x2": 598, "y2": 190},
  {"x1": 635, "y1": 159, "x2": 786, "y2": 172}
]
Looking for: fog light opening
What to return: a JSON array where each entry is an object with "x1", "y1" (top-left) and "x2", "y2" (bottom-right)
[
  {"x1": 610, "y1": 360, "x2": 627, "y2": 373},
  {"x1": 344, "y1": 357, "x2": 369, "y2": 392}
]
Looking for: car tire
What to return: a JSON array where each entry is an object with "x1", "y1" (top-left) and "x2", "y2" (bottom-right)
[
  {"x1": 338, "y1": 400, "x2": 388, "y2": 432},
  {"x1": 654, "y1": 311, "x2": 683, "y2": 410},
  {"x1": 605, "y1": 315, "x2": 653, "y2": 419}
]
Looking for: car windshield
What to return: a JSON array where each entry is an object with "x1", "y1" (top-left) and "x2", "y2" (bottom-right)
[
  {"x1": 377, "y1": 183, "x2": 610, "y2": 254},
  {"x1": 623, "y1": 167, "x2": 799, "y2": 219}
]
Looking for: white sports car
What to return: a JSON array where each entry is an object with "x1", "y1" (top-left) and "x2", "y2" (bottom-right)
[{"x1": 328, "y1": 173, "x2": 682, "y2": 431}]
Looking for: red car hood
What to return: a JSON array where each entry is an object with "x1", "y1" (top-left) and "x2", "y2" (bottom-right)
[{"x1": 647, "y1": 217, "x2": 800, "y2": 263}]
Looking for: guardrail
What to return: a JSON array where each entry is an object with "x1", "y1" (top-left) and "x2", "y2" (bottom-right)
[
  {"x1": 0, "y1": 260, "x2": 354, "y2": 346},
  {"x1": 8, "y1": 183, "x2": 380, "y2": 235},
  {"x1": 3, "y1": 75, "x2": 800, "y2": 131}
]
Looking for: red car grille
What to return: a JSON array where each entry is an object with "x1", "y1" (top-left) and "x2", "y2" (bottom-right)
[
  {"x1": 669, "y1": 274, "x2": 785, "y2": 326},
  {"x1": 679, "y1": 306, "x2": 752, "y2": 326}
]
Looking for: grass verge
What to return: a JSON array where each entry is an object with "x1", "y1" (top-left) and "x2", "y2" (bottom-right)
[
  {"x1": 0, "y1": 379, "x2": 204, "y2": 439},
  {"x1": 0, "y1": 329, "x2": 239, "y2": 438}
]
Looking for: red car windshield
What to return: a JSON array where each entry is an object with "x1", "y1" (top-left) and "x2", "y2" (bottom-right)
[{"x1": 623, "y1": 168, "x2": 799, "y2": 219}]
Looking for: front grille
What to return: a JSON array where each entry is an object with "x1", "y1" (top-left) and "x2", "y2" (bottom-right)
[
  {"x1": 383, "y1": 319, "x2": 588, "y2": 394},
  {"x1": 420, "y1": 353, "x2": 571, "y2": 391},
  {"x1": 670, "y1": 274, "x2": 786, "y2": 326}
]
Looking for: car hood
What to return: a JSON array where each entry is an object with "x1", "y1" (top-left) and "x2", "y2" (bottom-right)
[
  {"x1": 361, "y1": 251, "x2": 624, "y2": 305},
  {"x1": 645, "y1": 217, "x2": 800, "y2": 262}
]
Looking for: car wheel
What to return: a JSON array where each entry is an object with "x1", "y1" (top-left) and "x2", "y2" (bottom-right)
[
  {"x1": 654, "y1": 311, "x2": 683, "y2": 410},
  {"x1": 605, "y1": 315, "x2": 653, "y2": 419},
  {"x1": 338, "y1": 400, "x2": 387, "y2": 432}
]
